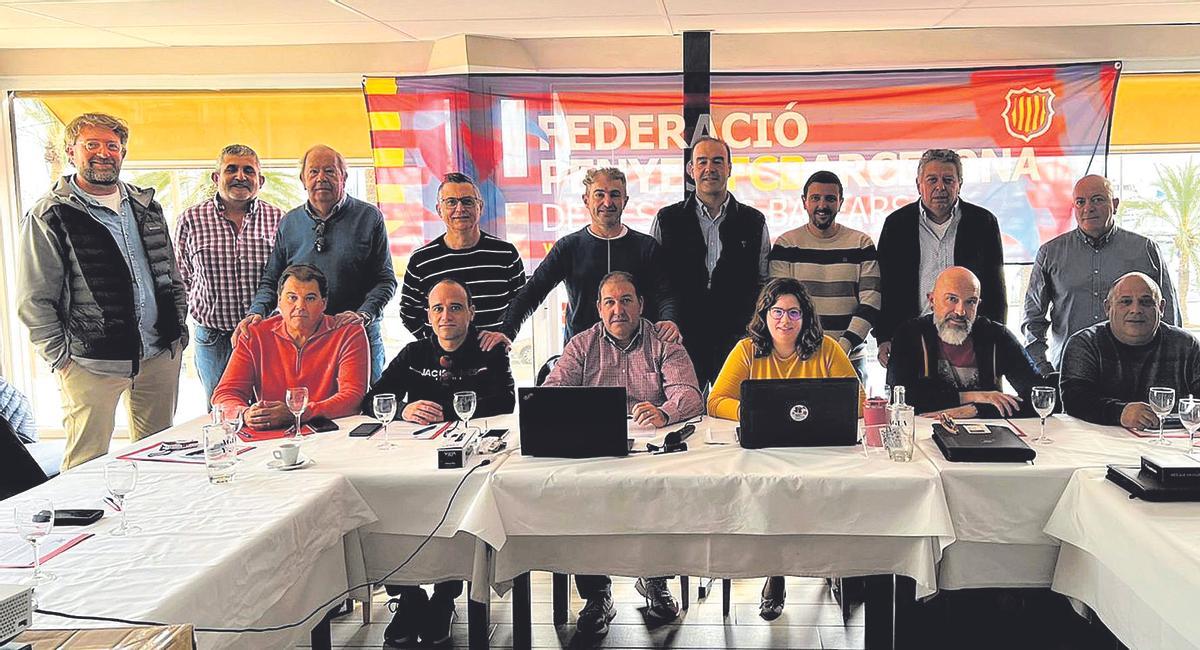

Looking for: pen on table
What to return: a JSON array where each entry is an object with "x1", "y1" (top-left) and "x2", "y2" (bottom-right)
[{"x1": 412, "y1": 423, "x2": 437, "y2": 436}]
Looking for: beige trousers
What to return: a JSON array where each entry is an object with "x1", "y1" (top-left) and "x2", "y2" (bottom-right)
[{"x1": 56, "y1": 350, "x2": 183, "y2": 471}]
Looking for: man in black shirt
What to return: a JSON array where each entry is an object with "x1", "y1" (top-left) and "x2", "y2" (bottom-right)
[
  {"x1": 1061, "y1": 272, "x2": 1200, "y2": 428},
  {"x1": 491, "y1": 167, "x2": 679, "y2": 347},
  {"x1": 364, "y1": 277, "x2": 514, "y2": 647}
]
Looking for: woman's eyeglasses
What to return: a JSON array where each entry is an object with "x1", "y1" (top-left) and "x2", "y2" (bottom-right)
[{"x1": 768, "y1": 307, "x2": 803, "y2": 321}]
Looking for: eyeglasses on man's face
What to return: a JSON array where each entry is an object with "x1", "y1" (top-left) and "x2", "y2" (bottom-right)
[{"x1": 440, "y1": 196, "x2": 480, "y2": 210}]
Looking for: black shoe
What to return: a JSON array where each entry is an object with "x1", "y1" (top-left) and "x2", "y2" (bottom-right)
[
  {"x1": 759, "y1": 576, "x2": 786, "y2": 621},
  {"x1": 635, "y1": 577, "x2": 680, "y2": 622},
  {"x1": 384, "y1": 590, "x2": 427, "y2": 647},
  {"x1": 576, "y1": 593, "x2": 616, "y2": 636},
  {"x1": 420, "y1": 593, "x2": 457, "y2": 646}
]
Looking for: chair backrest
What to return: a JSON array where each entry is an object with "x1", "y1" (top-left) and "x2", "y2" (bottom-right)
[
  {"x1": 535, "y1": 355, "x2": 562, "y2": 387},
  {"x1": 0, "y1": 376, "x2": 36, "y2": 443},
  {"x1": 0, "y1": 417, "x2": 48, "y2": 500}
]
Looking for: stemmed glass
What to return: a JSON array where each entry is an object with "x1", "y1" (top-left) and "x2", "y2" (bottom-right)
[
  {"x1": 105, "y1": 460, "x2": 139, "y2": 536},
  {"x1": 1030, "y1": 386, "x2": 1056, "y2": 445},
  {"x1": 1179, "y1": 395, "x2": 1200, "y2": 456},
  {"x1": 373, "y1": 393, "x2": 397, "y2": 450},
  {"x1": 285, "y1": 387, "x2": 309, "y2": 439},
  {"x1": 453, "y1": 391, "x2": 477, "y2": 441},
  {"x1": 1148, "y1": 387, "x2": 1176, "y2": 447},
  {"x1": 13, "y1": 497, "x2": 55, "y2": 585}
]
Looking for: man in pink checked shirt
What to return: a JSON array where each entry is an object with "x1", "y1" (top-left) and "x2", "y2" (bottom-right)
[
  {"x1": 542, "y1": 270, "x2": 703, "y2": 635},
  {"x1": 174, "y1": 144, "x2": 284, "y2": 409}
]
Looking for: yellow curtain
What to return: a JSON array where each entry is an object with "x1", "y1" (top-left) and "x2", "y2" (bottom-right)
[
  {"x1": 1113, "y1": 73, "x2": 1200, "y2": 148},
  {"x1": 29, "y1": 89, "x2": 372, "y2": 162}
]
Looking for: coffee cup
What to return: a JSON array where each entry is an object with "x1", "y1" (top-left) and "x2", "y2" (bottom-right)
[{"x1": 273, "y1": 443, "x2": 301, "y2": 466}]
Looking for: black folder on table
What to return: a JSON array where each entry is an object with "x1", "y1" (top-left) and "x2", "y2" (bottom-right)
[
  {"x1": 931, "y1": 423, "x2": 1035, "y2": 463},
  {"x1": 1106, "y1": 464, "x2": 1200, "y2": 502}
]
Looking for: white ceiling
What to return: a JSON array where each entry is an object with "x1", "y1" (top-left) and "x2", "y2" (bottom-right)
[{"x1": 0, "y1": 0, "x2": 1196, "y2": 48}]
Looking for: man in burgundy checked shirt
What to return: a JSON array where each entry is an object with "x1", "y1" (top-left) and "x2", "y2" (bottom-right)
[{"x1": 542, "y1": 270, "x2": 703, "y2": 636}]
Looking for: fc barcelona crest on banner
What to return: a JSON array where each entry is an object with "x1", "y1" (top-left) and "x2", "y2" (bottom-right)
[{"x1": 1002, "y1": 87, "x2": 1056, "y2": 143}]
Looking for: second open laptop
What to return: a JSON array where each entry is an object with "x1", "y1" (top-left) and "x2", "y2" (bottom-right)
[
  {"x1": 518, "y1": 386, "x2": 630, "y2": 458},
  {"x1": 738, "y1": 378, "x2": 860, "y2": 449}
]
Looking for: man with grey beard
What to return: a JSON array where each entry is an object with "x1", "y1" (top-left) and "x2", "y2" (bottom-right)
[{"x1": 886, "y1": 266, "x2": 1047, "y2": 418}]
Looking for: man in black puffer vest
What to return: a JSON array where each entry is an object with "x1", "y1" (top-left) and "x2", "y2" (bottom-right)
[
  {"x1": 17, "y1": 113, "x2": 188, "y2": 471},
  {"x1": 652, "y1": 137, "x2": 770, "y2": 386}
]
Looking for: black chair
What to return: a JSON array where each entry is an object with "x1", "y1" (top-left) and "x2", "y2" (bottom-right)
[{"x1": 1, "y1": 416, "x2": 48, "y2": 500}]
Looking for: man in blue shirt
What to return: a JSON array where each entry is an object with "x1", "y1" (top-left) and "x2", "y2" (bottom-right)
[
  {"x1": 236, "y1": 145, "x2": 397, "y2": 383},
  {"x1": 17, "y1": 113, "x2": 188, "y2": 469}
]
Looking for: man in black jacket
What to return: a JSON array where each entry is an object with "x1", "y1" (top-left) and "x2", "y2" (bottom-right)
[
  {"x1": 875, "y1": 149, "x2": 1007, "y2": 368},
  {"x1": 363, "y1": 277, "x2": 514, "y2": 647},
  {"x1": 17, "y1": 113, "x2": 188, "y2": 471},
  {"x1": 887, "y1": 267, "x2": 1044, "y2": 418},
  {"x1": 651, "y1": 137, "x2": 769, "y2": 385},
  {"x1": 492, "y1": 167, "x2": 679, "y2": 348}
]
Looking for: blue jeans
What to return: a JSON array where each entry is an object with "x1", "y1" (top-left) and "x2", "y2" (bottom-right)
[
  {"x1": 193, "y1": 324, "x2": 234, "y2": 411},
  {"x1": 365, "y1": 320, "x2": 385, "y2": 386}
]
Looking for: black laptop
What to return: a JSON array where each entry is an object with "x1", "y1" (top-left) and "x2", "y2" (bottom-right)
[
  {"x1": 738, "y1": 378, "x2": 860, "y2": 449},
  {"x1": 518, "y1": 386, "x2": 630, "y2": 458}
]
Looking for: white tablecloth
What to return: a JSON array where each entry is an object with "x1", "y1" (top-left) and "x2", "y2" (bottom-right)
[
  {"x1": 1045, "y1": 469, "x2": 1200, "y2": 650},
  {"x1": 921, "y1": 415, "x2": 1151, "y2": 589},
  {"x1": 0, "y1": 447, "x2": 376, "y2": 650},
  {"x1": 478, "y1": 416, "x2": 955, "y2": 596}
]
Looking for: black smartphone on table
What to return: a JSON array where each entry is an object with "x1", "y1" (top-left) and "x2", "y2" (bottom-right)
[
  {"x1": 349, "y1": 422, "x2": 383, "y2": 437},
  {"x1": 54, "y1": 509, "x2": 104, "y2": 526},
  {"x1": 307, "y1": 416, "x2": 339, "y2": 433}
]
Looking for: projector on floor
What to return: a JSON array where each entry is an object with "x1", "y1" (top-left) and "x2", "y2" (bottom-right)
[{"x1": 0, "y1": 584, "x2": 33, "y2": 643}]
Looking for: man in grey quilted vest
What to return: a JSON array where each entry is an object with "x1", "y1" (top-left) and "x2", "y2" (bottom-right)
[{"x1": 17, "y1": 113, "x2": 188, "y2": 471}]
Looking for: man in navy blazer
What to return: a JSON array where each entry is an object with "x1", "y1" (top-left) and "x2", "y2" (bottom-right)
[{"x1": 874, "y1": 149, "x2": 1007, "y2": 368}]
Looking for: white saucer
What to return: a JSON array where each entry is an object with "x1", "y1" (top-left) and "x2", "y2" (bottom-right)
[{"x1": 267, "y1": 455, "x2": 313, "y2": 471}]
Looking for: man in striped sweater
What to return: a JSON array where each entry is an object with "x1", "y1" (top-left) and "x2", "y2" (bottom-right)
[
  {"x1": 398, "y1": 173, "x2": 526, "y2": 351},
  {"x1": 768, "y1": 171, "x2": 881, "y2": 380}
]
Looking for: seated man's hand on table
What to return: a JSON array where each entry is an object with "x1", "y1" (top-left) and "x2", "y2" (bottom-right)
[
  {"x1": 631, "y1": 401, "x2": 668, "y2": 428},
  {"x1": 960, "y1": 390, "x2": 1022, "y2": 417},
  {"x1": 1120, "y1": 402, "x2": 1160, "y2": 430},
  {"x1": 245, "y1": 401, "x2": 293, "y2": 429},
  {"x1": 402, "y1": 400, "x2": 444, "y2": 425},
  {"x1": 919, "y1": 404, "x2": 978, "y2": 419}
]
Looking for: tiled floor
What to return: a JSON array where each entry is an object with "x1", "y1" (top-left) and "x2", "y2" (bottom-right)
[{"x1": 302, "y1": 574, "x2": 862, "y2": 649}]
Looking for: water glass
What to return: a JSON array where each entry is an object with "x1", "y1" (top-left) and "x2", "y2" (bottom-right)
[
  {"x1": 1149, "y1": 387, "x2": 1175, "y2": 446},
  {"x1": 285, "y1": 387, "x2": 309, "y2": 439},
  {"x1": 373, "y1": 393, "x2": 398, "y2": 450},
  {"x1": 217, "y1": 403, "x2": 247, "y2": 460},
  {"x1": 1179, "y1": 396, "x2": 1200, "y2": 455},
  {"x1": 203, "y1": 423, "x2": 237, "y2": 484},
  {"x1": 453, "y1": 391, "x2": 477, "y2": 440},
  {"x1": 1031, "y1": 386, "x2": 1056, "y2": 444},
  {"x1": 13, "y1": 497, "x2": 55, "y2": 585},
  {"x1": 104, "y1": 460, "x2": 139, "y2": 536}
]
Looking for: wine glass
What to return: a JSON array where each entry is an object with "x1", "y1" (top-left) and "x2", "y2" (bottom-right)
[
  {"x1": 105, "y1": 460, "x2": 139, "y2": 536},
  {"x1": 1148, "y1": 387, "x2": 1176, "y2": 447},
  {"x1": 1030, "y1": 386, "x2": 1056, "y2": 445},
  {"x1": 285, "y1": 387, "x2": 309, "y2": 439},
  {"x1": 13, "y1": 497, "x2": 55, "y2": 585},
  {"x1": 453, "y1": 391, "x2": 477, "y2": 441},
  {"x1": 1179, "y1": 395, "x2": 1200, "y2": 456},
  {"x1": 373, "y1": 393, "x2": 397, "y2": 450}
]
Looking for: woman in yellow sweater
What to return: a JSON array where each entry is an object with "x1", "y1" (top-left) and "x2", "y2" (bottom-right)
[{"x1": 707, "y1": 277, "x2": 863, "y2": 620}]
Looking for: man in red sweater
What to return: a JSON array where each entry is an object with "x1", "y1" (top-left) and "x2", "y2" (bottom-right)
[{"x1": 213, "y1": 264, "x2": 369, "y2": 427}]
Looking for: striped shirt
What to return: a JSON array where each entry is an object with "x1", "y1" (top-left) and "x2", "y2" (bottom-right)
[
  {"x1": 767, "y1": 224, "x2": 882, "y2": 359},
  {"x1": 399, "y1": 232, "x2": 526, "y2": 339},
  {"x1": 175, "y1": 196, "x2": 283, "y2": 331}
]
